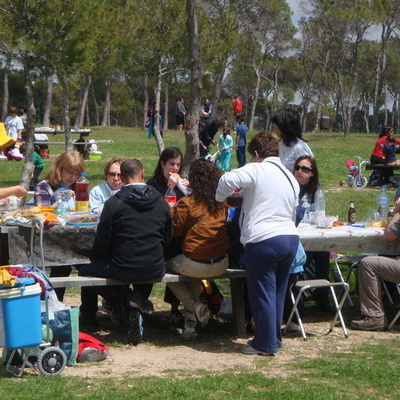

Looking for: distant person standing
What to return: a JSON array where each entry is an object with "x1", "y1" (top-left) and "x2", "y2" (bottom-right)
[
  {"x1": 235, "y1": 117, "x2": 248, "y2": 167},
  {"x1": 19, "y1": 144, "x2": 44, "y2": 191},
  {"x1": 218, "y1": 127, "x2": 233, "y2": 172},
  {"x1": 176, "y1": 97, "x2": 186, "y2": 131},
  {"x1": 5, "y1": 106, "x2": 24, "y2": 140},
  {"x1": 232, "y1": 95, "x2": 243, "y2": 120}
]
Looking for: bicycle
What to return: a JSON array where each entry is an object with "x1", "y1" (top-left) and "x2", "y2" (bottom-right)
[{"x1": 340, "y1": 156, "x2": 368, "y2": 189}]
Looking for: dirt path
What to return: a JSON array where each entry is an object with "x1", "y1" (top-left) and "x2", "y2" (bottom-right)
[{"x1": 60, "y1": 294, "x2": 399, "y2": 379}]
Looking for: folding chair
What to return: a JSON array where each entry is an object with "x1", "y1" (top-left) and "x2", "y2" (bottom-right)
[{"x1": 283, "y1": 279, "x2": 350, "y2": 340}]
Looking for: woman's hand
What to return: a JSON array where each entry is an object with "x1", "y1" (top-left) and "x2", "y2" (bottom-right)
[{"x1": 168, "y1": 173, "x2": 181, "y2": 186}]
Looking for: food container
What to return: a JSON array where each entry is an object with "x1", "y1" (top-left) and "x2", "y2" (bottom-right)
[
  {"x1": 0, "y1": 196, "x2": 25, "y2": 212},
  {"x1": 88, "y1": 151, "x2": 102, "y2": 160},
  {"x1": 64, "y1": 212, "x2": 101, "y2": 225}
]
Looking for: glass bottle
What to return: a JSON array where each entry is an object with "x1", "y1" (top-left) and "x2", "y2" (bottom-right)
[
  {"x1": 387, "y1": 205, "x2": 395, "y2": 223},
  {"x1": 348, "y1": 202, "x2": 356, "y2": 224}
]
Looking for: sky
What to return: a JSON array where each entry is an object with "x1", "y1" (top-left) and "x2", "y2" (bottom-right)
[{"x1": 287, "y1": 0, "x2": 305, "y2": 25}]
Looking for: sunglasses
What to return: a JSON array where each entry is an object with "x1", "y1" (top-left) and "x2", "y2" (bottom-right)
[
  {"x1": 107, "y1": 172, "x2": 121, "y2": 178},
  {"x1": 294, "y1": 165, "x2": 312, "y2": 173}
]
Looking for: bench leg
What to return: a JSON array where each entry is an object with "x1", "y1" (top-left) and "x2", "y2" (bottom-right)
[{"x1": 230, "y1": 277, "x2": 247, "y2": 337}]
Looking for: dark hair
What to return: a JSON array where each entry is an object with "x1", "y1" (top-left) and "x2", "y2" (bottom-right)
[
  {"x1": 271, "y1": 108, "x2": 303, "y2": 147},
  {"x1": 19, "y1": 105, "x2": 27, "y2": 113},
  {"x1": 380, "y1": 125, "x2": 394, "y2": 138},
  {"x1": 152, "y1": 147, "x2": 183, "y2": 187},
  {"x1": 8, "y1": 106, "x2": 18, "y2": 114},
  {"x1": 294, "y1": 155, "x2": 320, "y2": 199},
  {"x1": 19, "y1": 144, "x2": 26, "y2": 154},
  {"x1": 121, "y1": 158, "x2": 143, "y2": 179},
  {"x1": 387, "y1": 135, "x2": 396, "y2": 144},
  {"x1": 247, "y1": 131, "x2": 279, "y2": 159},
  {"x1": 222, "y1": 127, "x2": 230, "y2": 135},
  {"x1": 103, "y1": 158, "x2": 123, "y2": 180},
  {"x1": 188, "y1": 159, "x2": 225, "y2": 216}
]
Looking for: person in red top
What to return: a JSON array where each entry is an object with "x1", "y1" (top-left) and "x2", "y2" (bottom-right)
[
  {"x1": 369, "y1": 125, "x2": 400, "y2": 186},
  {"x1": 232, "y1": 95, "x2": 243, "y2": 119}
]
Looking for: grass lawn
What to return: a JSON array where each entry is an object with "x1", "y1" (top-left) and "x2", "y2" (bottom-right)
[{"x1": 1, "y1": 127, "x2": 400, "y2": 398}]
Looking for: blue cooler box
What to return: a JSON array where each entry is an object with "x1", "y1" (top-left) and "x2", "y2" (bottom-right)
[{"x1": 0, "y1": 280, "x2": 42, "y2": 349}]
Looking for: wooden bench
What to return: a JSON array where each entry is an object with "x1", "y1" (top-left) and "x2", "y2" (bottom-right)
[
  {"x1": 365, "y1": 163, "x2": 400, "y2": 171},
  {"x1": 49, "y1": 269, "x2": 248, "y2": 337}
]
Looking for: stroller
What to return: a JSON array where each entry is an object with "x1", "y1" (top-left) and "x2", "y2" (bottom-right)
[{"x1": 341, "y1": 156, "x2": 368, "y2": 189}]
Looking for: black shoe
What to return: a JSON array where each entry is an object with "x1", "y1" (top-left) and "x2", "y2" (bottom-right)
[
  {"x1": 127, "y1": 308, "x2": 143, "y2": 346},
  {"x1": 129, "y1": 291, "x2": 154, "y2": 315}
]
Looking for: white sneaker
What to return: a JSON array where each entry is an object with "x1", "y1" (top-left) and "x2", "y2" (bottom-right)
[
  {"x1": 195, "y1": 303, "x2": 210, "y2": 327},
  {"x1": 182, "y1": 312, "x2": 197, "y2": 341}
]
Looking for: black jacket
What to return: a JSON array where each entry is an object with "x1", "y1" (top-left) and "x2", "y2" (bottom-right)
[{"x1": 92, "y1": 183, "x2": 172, "y2": 280}]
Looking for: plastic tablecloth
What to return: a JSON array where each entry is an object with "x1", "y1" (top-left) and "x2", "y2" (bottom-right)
[{"x1": 298, "y1": 223, "x2": 400, "y2": 255}]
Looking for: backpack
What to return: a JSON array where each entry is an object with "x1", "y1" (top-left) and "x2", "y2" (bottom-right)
[{"x1": 77, "y1": 332, "x2": 109, "y2": 363}]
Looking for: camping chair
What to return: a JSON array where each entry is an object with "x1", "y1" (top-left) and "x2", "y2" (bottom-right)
[{"x1": 283, "y1": 279, "x2": 350, "y2": 340}]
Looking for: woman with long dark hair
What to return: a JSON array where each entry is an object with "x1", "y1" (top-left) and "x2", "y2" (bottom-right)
[
  {"x1": 271, "y1": 108, "x2": 313, "y2": 173},
  {"x1": 167, "y1": 159, "x2": 229, "y2": 340}
]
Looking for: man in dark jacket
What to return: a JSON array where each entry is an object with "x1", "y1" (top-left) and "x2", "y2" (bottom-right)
[{"x1": 79, "y1": 158, "x2": 172, "y2": 344}]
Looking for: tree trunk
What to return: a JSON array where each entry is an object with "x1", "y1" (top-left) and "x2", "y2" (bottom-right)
[
  {"x1": 61, "y1": 79, "x2": 72, "y2": 151},
  {"x1": 19, "y1": 67, "x2": 36, "y2": 190},
  {"x1": 211, "y1": 68, "x2": 226, "y2": 118},
  {"x1": 101, "y1": 78, "x2": 111, "y2": 126},
  {"x1": 42, "y1": 75, "x2": 53, "y2": 127},
  {"x1": 74, "y1": 74, "x2": 91, "y2": 129},
  {"x1": 143, "y1": 74, "x2": 149, "y2": 130},
  {"x1": 313, "y1": 49, "x2": 330, "y2": 133},
  {"x1": 163, "y1": 81, "x2": 169, "y2": 131},
  {"x1": 249, "y1": 69, "x2": 261, "y2": 131},
  {"x1": 153, "y1": 63, "x2": 165, "y2": 154},
  {"x1": 1, "y1": 58, "x2": 10, "y2": 122},
  {"x1": 91, "y1": 85, "x2": 100, "y2": 126},
  {"x1": 183, "y1": 0, "x2": 202, "y2": 177}
]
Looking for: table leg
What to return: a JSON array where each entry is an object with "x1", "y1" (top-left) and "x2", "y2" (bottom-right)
[{"x1": 230, "y1": 277, "x2": 247, "y2": 337}]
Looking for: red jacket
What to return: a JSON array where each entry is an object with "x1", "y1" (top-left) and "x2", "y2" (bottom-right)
[{"x1": 232, "y1": 98, "x2": 243, "y2": 115}]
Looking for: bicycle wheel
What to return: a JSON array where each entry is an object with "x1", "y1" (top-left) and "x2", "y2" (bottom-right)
[
  {"x1": 347, "y1": 177, "x2": 355, "y2": 187},
  {"x1": 354, "y1": 176, "x2": 368, "y2": 189}
]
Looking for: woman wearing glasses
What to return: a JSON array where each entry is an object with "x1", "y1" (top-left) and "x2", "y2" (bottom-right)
[
  {"x1": 89, "y1": 158, "x2": 123, "y2": 212},
  {"x1": 271, "y1": 108, "x2": 313, "y2": 172},
  {"x1": 34, "y1": 150, "x2": 86, "y2": 301},
  {"x1": 34, "y1": 150, "x2": 85, "y2": 207},
  {"x1": 292, "y1": 155, "x2": 333, "y2": 313}
]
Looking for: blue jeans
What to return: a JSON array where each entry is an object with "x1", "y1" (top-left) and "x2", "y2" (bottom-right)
[{"x1": 245, "y1": 235, "x2": 299, "y2": 354}]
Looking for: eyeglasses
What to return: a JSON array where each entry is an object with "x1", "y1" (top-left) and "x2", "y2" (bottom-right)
[
  {"x1": 64, "y1": 169, "x2": 80, "y2": 178},
  {"x1": 294, "y1": 165, "x2": 312, "y2": 173},
  {"x1": 107, "y1": 172, "x2": 121, "y2": 178}
]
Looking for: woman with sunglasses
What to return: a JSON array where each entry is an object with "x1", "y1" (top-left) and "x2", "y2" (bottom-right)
[
  {"x1": 34, "y1": 150, "x2": 85, "y2": 207},
  {"x1": 271, "y1": 108, "x2": 313, "y2": 172},
  {"x1": 89, "y1": 158, "x2": 123, "y2": 212},
  {"x1": 292, "y1": 155, "x2": 333, "y2": 314}
]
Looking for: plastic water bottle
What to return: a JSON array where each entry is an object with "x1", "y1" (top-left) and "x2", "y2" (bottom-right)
[
  {"x1": 314, "y1": 187, "x2": 326, "y2": 226},
  {"x1": 302, "y1": 198, "x2": 311, "y2": 223},
  {"x1": 377, "y1": 186, "x2": 389, "y2": 220},
  {"x1": 55, "y1": 186, "x2": 70, "y2": 216},
  {"x1": 164, "y1": 183, "x2": 176, "y2": 205},
  {"x1": 75, "y1": 173, "x2": 90, "y2": 212}
]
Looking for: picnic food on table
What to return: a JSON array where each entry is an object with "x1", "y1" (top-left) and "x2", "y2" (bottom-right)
[
  {"x1": 368, "y1": 220, "x2": 387, "y2": 227},
  {"x1": 0, "y1": 206, "x2": 60, "y2": 225},
  {"x1": 333, "y1": 220, "x2": 346, "y2": 227}
]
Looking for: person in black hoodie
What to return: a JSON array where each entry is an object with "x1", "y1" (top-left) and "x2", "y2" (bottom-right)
[{"x1": 79, "y1": 158, "x2": 172, "y2": 344}]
